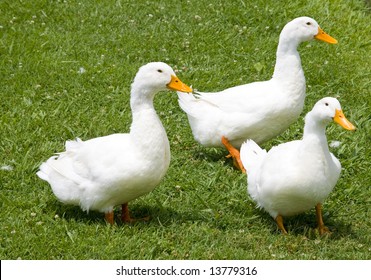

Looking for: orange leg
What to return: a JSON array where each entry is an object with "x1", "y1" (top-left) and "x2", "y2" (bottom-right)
[
  {"x1": 275, "y1": 215, "x2": 288, "y2": 235},
  {"x1": 221, "y1": 136, "x2": 246, "y2": 173},
  {"x1": 121, "y1": 203, "x2": 134, "y2": 223},
  {"x1": 315, "y1": 203, "x2": 330, "y2": 235},
  {"x1": 105, "y1": 211, "x2": 114, "y2": 225},
  {"x1": 121, "y1": 203, "x2": 150, "y2": 223}
]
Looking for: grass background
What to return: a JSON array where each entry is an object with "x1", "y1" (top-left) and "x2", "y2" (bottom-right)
[{"x1": 0, "y1": 0, "x2": 370, "y2": 259}]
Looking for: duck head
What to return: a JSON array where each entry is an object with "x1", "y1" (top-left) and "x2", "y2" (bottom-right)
[
  {"x1": 310, "y1": 97, "x2": 355, "y2": 130},
  {"x1": 280, "y1": 17, "x2": 338, "y2": 45},
  {"x1": 131, "y1": 62, "x2": 192, "y2": 96}
]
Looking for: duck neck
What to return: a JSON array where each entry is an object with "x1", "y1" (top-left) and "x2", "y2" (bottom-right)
[
  {"x1": 129, "y1": 85, "x2": 167, "y2": 144},
  {"x1": 303, "y1": 113, "x2": 330, "y2": 154},
  {"x1": 272, "y1": 36, "x2": 305, "y2": 83},
  {"x1": 127, "y1": 83, "x2": 171, "y2": 176},
  {"x1": 130, "y1": 82, "x2": 157, "y2": 112}
]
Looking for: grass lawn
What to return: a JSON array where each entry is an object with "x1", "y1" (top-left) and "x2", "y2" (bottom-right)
[{"x1": 0, "y1": 0, "x2": 370, "y2": 260}]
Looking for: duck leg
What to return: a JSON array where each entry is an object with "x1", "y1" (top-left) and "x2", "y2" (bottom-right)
[
  {"x1": 121, "y1": 203, "x2": 134, "y2": 223},
  {"x1": 275, "y1": 215, "x2": 288, "y2": 234},
  {"x1": 315, "y1": 203, "x2": 330, "y2": 235},
  {"x1": 221, "y1": 136, "x2": 246, "y2": 173},
  {"x1": 121, "y1": 203, "x2": 150, "y2": 223},
  {"x1": 105, "y1": 211, "x2": 114, "y2": 225}
]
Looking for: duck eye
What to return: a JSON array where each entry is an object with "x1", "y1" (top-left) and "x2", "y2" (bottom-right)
[
  {"x1": 325, "y1": 102, "x2": 329, "y2": 106},
  {"x1": 306, "y1": 22, "x2": 311, "y2": 26},
  {"x1": 157, "y1": 69, "x2": 163, "y2": 73}
]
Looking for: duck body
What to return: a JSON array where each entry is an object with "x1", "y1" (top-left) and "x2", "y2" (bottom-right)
[
  {"x1": 179, "y1": 70, "x2": 305, "y2": 148},
  {"x1": 240, "y1": 97, "x2": 355, "y2": 234},
  {"x1": 38, "y1": 113, "x2": 170, "y2": 214},
  {"x1": 37, "y1": 62, "x2": 192, "y2": 223},
  {"x1": 245, "y1": 136, "x2": 340, "y2": 218}
]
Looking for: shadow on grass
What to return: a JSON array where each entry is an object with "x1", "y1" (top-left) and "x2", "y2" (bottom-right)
[
  {"x1": 124, "y1": 204, "x2": 208, "y2": 227},
  {"x1": 46, "y1": 198, "x2": 362, "y2": 244},
  {"x1": 45, "y1": 200, "x2": 207, "y2": 227},
  {"x1": 46, "y1": 201, "x2": 104, "y2": 224},
  {"x1": 192, "y1": 146, "x2": 226, "y2": 162},
  {"x1": 191, "y1": 145, "x2": 246, "y2": 172},
  {"x1": 257, "y1": 210, "x2": 359, "y2": 240}
]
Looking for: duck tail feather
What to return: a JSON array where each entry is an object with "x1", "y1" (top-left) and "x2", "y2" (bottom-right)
[{"x1": 240, "y1": 139, "x2": 266, "y2": 173}]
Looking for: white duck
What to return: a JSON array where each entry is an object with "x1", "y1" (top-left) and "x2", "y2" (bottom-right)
[
  {"x1": 37, "y1": 62, "x2": 192, "y2": 225},
  {"x1": 240, "y1": 97, "x2": 356, "y2": 234},
  {"x1": 178, "y1": 17, "x2": 337, "y2": 172}
]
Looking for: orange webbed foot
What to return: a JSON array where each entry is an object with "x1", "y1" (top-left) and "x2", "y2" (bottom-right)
[
  {"x1": 121, "y1": 203, "x2": 150, "y2": 223},
  {"x1": 317, "y1": 225, "x2": 331, "y2": 235}
]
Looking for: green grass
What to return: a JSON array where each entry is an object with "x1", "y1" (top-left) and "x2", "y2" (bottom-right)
[{"x1": 0, "y1": 0, "x2": 370, "y2": 260}]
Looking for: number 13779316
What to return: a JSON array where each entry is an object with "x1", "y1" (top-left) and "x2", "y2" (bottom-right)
[{"x1": 209, "y1": 267, "x2": 257, "y2": 276}]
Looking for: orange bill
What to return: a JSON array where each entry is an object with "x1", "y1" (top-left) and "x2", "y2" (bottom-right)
[
  {"x1": 314, "y1": 27, "x2": 338, "y2": 44},
  {"x1": 167, "y1": 75, "x2": 193, "y2": 93},
  {"x1": 333, "y1": 109, "x2": 356, "y2": 131}
]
